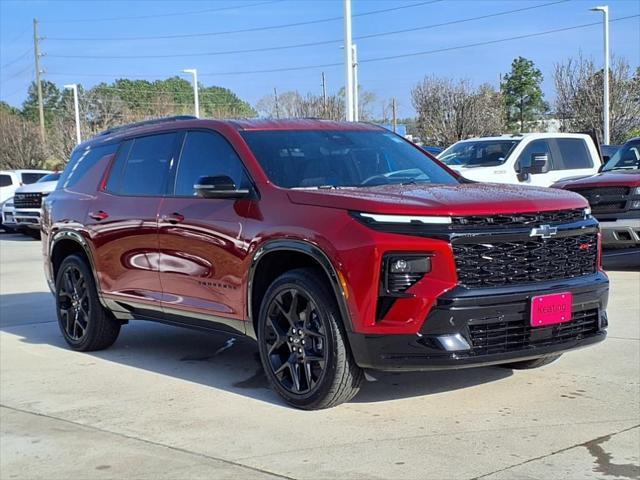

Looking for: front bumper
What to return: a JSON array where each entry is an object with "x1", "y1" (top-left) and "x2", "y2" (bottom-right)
[
  {"x1": 599, "y1": 218, "x2": 640, "y2": 248},
  {"x1": 14, "y1": 209, "x2": 41, "y2": 230},
  {"x1": 348, "y1": 273, "x2": 609, "y2": 371}
]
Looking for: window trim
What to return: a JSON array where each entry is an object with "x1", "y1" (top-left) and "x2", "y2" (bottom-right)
[
  {"x1": 102, "y1": 131, "x2": 181, "y2": 198},
  {"x1": 166, "y1": 128, "x2": 259, "y2": 199}
]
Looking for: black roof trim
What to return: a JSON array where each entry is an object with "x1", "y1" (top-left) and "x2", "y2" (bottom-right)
[{"x1": 98, "y1": 115, "x2": 197, "y2": 136}]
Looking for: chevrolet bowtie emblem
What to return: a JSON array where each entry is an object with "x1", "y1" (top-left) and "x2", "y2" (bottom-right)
[{"x1": 530, "y1": 224, "x2": 558, "y2": 239}]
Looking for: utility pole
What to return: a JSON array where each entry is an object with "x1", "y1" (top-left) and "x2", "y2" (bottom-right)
[
  {"x1": 182, "y1": 69, "x2": 200, "y2": 118},
  {"x1": 33, "y1": 18, "x2": 45, "y2": 143},
  {"x1": 590, "y1": 5, "x2": 610, "y2": 144},
  {"x1": 274, "y1": 87, "x2": 280, "y2": 119},
  {"x1": 352, "y1": 44, "x2": 359, "y2": 122},
  {"x1": 343, "y1": 0, "x2": 354, "y2": 121},
  {"x1": 392, "y1": 98, "x2": 397, "y2": 133},
  {"x1": 321, "y1": 72, "x2": 327, "y2": 118},
  {"x1": 64, "y1": 84, "x2": 81, "y2": 145}
]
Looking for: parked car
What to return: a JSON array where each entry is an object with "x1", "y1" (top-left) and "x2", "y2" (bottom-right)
[
  {"x1": 0, "y1": 169, "x2": 51, "y2": 230},
  {"x1": 553, "y1": 137, "x2": 639, "y2": 268},
  {"x1": 14, "y1": 172, "x2": 60, "y2": 237},
  {"x1": 43, "y1": 117, "x2": 608, "y2": 409},
  {"x1": 437, "y1": 133, "x2": 601, "y2": 187},
  {"x1": 1, "y1": 197, "x2": 17, "y2": 232},
  {"x1": 422, "y1": 145, "x2": 443, "y2": 156},
  {"x1": 600, "y1": 144, "x2": 621, "y2": 163}
]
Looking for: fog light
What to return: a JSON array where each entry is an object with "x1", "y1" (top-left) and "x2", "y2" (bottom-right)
[{"x1": 383, "y1": 254, "x2": 431, "y2": 294}]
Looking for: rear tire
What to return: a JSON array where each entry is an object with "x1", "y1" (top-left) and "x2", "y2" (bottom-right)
[
  {"x1": 257, "y1": 268, "x2": 363, "y2": 409},
  {"x1": 501, "y1": 354, "x2": 562, "y2": 370},
  {"x1": 55, "y1": 255, "x2": 120, "y2": 351}
]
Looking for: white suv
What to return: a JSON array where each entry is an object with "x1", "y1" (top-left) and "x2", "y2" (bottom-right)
[
  {"x1": 438, "y1": 133, "x2": 601, "y2": 187},
  {"x1": 13, "y1": 172, "x2": 60, "y2": 236},
  {"x1": 0, "y1": 169, "x2": 51, "y2": 204}
]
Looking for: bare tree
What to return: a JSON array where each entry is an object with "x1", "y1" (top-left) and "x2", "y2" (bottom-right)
[
  {"x1": 412, "y1": 77, "x2": 506, "y2": 147},
  {"x1": 0, "y1": 112, "x2": 47, "y2": 169},
  {"x1": 554, "y1": 55, "x2": 640, "y2": 144}
]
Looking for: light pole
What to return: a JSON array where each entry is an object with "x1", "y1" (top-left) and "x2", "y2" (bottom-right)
[
  {"x1": 352, "y1": 43, "x2": 359, "y2": 122},
  {"x1": 343, "y1": 0, "x2": 354, "y2": 121},
  {"x1": 590, "y1": 5, "x2": 609, "y2": 145},
  {"x1": 64, "y1": 84, "x2": 81, "y2": 145},
  {"x1": 182, "y1": 68, "x2": 200, "y2": 118}
]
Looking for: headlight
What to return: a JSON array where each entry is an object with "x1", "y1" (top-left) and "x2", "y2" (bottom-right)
[
  {"x1": 631, "y1": 187, "x2": 640, "y2": 209},
  {"x1": 356, "y1": 212, "x2": 452, "y2": 225}
]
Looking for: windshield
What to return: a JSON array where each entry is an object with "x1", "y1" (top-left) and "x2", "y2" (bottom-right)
[
  {"x1": 37, "y1": 173, "x2": 61, "y2": 183},
  {"x1": 20, "y1": 172, "x2": 48, "y2": 184},
  {"x1": 241, "y1": 130, "x2": 459, "y2": 188},
  {"x1": 438, "y1": 140, "x2": 519, "y2": 167},
  {"x1": 602, "y1": 140, "x2": 640, "y2": 171}
]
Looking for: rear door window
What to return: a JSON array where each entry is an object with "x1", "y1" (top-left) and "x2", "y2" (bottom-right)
[
  {"x1": 0, "y1": 174, "x2": 12, "y2": 187},
  {"x1": 551, "y1": 138, "x2": 593, "y2": 170},
  {"x1": 106, "y1": 133, "x2": 178, "y2": 196}
]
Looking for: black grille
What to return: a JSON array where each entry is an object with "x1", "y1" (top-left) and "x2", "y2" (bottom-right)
[
  {"x1": 451, "y1": 209, "x2": 585, "y2": 228},
  {"x1": 469, "y1": 308, "x2": 599, "y2": 356},
  {"x1": 14, "y1": 192, "x2": 43, "y2": 209},
  {"x1": 569, "y1": 186, "x2": 630, "y2": 214},
  {"x1": 454, "y1": 233, "x2": 598, "y2": 288}
]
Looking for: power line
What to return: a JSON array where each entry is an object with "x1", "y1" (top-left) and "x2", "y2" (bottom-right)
[
  {"x1": 1, "y1": 48, "x2": 33, "y2": 69},
  {"x1": 42, "y1": 0, "x2": 283, "y2": 24},
  {"x1": 45, "y1": 0, "x2": 568, "y2": 60},
  {"x1": 0, "y1": 64, "x2": 34, "y2": 82},
  {"x1": 43, "y1": 14, "x2": 639, "y2": 79},
  {"x1": 45, "y1": 0, "x2": 441, "y2": 41}
]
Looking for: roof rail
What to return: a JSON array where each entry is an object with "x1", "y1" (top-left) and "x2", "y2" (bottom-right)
[{"x1": 98, "y1": 115, "x2": 197, "y2": 136}]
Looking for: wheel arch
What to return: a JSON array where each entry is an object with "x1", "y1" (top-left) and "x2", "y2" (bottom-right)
[
  {"x1": 247, "y1": 239, "x2": 353, "y2": 339},
  {"x1": 50, "y1": 230, "x2": 101, "y2": 295}
]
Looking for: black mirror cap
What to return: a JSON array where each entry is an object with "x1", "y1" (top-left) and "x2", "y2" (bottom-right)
[{"x1": 194, "y1": 175, "x2": 250, "y2": 199}]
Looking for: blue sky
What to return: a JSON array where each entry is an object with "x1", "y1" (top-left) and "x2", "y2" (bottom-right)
[{"x1": 1, "y1": 0, "x2": 638, "y2": 117}]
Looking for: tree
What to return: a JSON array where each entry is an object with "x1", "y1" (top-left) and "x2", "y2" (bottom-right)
[
  {"x1": 554, "y1": 54, "x2": 640, "y2": 144},
  {"x1": 501, "y1": 57, "x2": 547, "y2": 132},
  {"x1": 412, "y1": 76, "x2": 506, "y2": 147},
  {"x1": 22, "y1": 80, "x2": 62, "y2": 127},
  {"x1": 0, "y1": 111, "x2": 47, "y2": 169}
]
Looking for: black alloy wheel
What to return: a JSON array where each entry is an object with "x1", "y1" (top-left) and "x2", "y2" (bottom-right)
[
  {"x1": 257, "y1": 268, "x2": 363, "y2": 409},
  {"x1": 58, "y1": 264, "x2": 90, "y2": 341},
  {"x1": 264, "y1": 288, "x2": 327, "y2": 394},
  {"x1": 55, "y1": 255, "x2": 121, "y2": 351}
]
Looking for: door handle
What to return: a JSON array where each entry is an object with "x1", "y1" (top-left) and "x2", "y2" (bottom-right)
[
  {"x1": 161, "y1": 212, "x2": 185, "y2": 224},
  {"x1": 89, "y1": 210, "x2": 109, "y2": 221}
]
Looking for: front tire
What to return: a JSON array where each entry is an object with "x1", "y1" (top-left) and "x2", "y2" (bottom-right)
[
  {"x1": 257, "y1": 268, "x2": 363, "y2": 409},
  {"x1": 55, "y1": 255, "x2": 120, "y2": 351},
  {"x1": 501, "y1": 354, "x2": 562, "y2": 370}
]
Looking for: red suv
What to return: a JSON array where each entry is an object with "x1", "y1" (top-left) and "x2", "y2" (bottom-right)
[{"x1": 43, "y1": 116, "x2": 609, "y2": 409}]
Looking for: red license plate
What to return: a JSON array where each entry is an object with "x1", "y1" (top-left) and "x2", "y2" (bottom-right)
[{"x1": 530, "y1": 292, "x2": 573, "y2": 327}]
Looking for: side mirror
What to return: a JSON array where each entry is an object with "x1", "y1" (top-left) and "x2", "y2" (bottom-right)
[
  {"x1": 194, "y1": 175, "x2": 250, "y2": 199},
  {"x1": 528, "y1": 153, "x2": 550, "y2": 174}
]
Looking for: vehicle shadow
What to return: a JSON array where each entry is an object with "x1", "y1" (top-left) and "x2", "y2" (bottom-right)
[
  {"x1": 0, "y1": 291, "x2": 513, "y2": 407},
  {"x1": 0, "y1": 231, "x2": 38, "y2": 241}
]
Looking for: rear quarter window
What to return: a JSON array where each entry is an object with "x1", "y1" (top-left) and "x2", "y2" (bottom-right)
[{"x1": 58, "y1": 143, "x2": 119, "y2": 192}]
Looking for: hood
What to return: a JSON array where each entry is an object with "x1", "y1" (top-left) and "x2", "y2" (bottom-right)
[
  {"x1": 553, "y1": 170, "x2": 640, "y2": 189},
  {"x1": 287, "y1": 183, "x2": 588, "y2": 216},
  {"x1": 15, "y1": 181, "x2": 58, "y2": 194}
]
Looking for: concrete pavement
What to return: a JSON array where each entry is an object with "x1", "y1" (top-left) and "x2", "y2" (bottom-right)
[{"x1": 1, "y1": 233, "x2": 638, "y2": 479}]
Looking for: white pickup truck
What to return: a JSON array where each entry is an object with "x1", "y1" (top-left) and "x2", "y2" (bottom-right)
[{"x1": 437, "y1": 133, "x2": 601, "y2": 187}]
